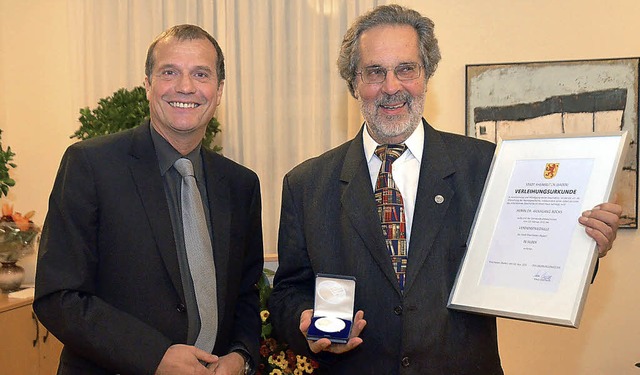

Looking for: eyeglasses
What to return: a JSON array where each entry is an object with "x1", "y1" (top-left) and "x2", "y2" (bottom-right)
[{"x1": 356, "y1": 63, "x2": 422, "y2": 84}]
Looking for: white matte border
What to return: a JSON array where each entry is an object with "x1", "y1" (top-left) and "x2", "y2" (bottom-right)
[{"x1": 448, "y1": 132, "x2": 629, "y2": 327}]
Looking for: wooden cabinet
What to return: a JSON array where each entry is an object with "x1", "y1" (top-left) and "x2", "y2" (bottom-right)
[{"x1": 0, "y1": 294, "x2": 63, "y2": 375}]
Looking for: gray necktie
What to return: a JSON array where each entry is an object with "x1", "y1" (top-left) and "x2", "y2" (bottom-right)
[{"x1": 174, "y1": 158, "x2": 218, "y2": 352}]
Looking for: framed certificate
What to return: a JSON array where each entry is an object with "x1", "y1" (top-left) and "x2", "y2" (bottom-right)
[{"x1": 448, "y1": 132, "x2": 629, "y2": 327}]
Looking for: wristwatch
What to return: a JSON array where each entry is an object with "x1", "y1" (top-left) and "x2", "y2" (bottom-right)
[{"x1": 233, "y1": 349, "x2": 252, "y2": 375}]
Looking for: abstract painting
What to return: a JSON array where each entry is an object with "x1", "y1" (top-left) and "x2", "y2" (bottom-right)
[{"x1": 466, "y1": 58, "x2": 639, "y2": 228}]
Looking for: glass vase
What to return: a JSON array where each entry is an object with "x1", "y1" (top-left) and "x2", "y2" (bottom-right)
[{"x1": 0, "y1": 261, "x2": 25, "y2": 293}]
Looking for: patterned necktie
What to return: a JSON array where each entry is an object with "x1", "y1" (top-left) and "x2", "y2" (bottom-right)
[
  {"x1": 174, "y1": 158, "x2": 218, "y2": 352},
  {"x1": 374, "y1": 144, "x2": 408, "y2": 291}
]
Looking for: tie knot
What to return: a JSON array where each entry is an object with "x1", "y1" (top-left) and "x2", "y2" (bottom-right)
[
  {"x1": 375, "y1": 144, "x2": 407, "y2": 163},
  {"x1": 174, "y1": 158, "x2": 195, "y2": 177}
]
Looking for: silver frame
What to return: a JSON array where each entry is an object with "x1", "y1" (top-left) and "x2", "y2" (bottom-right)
[{"x1": 448, "y1": 132, "x2": 629, "y2": 327}]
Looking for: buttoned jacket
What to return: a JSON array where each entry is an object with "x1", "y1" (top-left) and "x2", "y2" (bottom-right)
[
  {"x1": 269, "y1": 120, "x2": 503, "y2": 374},
  {"x1": 34, "y1": 121, "x2": 263, "y2": 374}
]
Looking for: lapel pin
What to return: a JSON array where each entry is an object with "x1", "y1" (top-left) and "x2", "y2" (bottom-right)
[{"x1": 434, "y1": 195, "x2": 445, "y2": 204}]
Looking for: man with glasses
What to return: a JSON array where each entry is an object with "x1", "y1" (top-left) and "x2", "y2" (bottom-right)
[{"x1": 269, "y1": 5, "x2": 621, "y2": 374}]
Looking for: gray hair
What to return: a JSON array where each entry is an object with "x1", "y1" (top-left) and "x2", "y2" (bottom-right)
[
  {"x1": 337, "y1": 4, "x2": 441, "y2": 98},
  {"x1": 145, "y1": 24, "x2": 225, "y2": 83}
]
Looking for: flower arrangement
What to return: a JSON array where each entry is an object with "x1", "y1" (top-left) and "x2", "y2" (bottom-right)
[
  {"x1": 0, "y1": 129, "x2": 40, "y2": 264},
  {"x1": 258, "y1": 269, "x2": 319, "y2": 375},
  {"x1": 0, "y1": 204, "x2": 39, "y2": 263}
]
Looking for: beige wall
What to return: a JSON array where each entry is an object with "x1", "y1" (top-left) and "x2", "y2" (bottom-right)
[
  {"x1": 1, "y1": 0, "x2": 77, "y2": 282},
  {"x1": 1, "y1": 0, "x2": 638, "y2": 373},
  {"x1": 403, "y1": 0, "x2": 640, "y2": 373}
]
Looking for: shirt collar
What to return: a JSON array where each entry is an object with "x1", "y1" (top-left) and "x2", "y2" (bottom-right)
[
  {"x1": 150, "y1": 125, "x2": 203, "y2": 177},
  {"x1": 362, "y1": 119, "x2": 424, "y2": 163}
]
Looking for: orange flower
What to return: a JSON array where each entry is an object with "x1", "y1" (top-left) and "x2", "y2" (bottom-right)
[
  {"x1": 2, "y1": 203, "x2": 13, "y2": 217},
  {"x1": 1, "y1": 204, "x2": 35, "y2": 231},
  {"x1": 12, "y1": 212, "x2": 31, "y2": 231},
  {"x1": 23, "y1": 210, "x2": 35, "y2": 220}
]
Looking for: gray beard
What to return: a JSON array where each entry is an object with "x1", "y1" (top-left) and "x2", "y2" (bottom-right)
[{"x1": 360, "y1": 91, "x2": 425, "y2": 143}]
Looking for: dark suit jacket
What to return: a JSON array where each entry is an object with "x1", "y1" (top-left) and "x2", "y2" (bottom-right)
[
  {"x1": 34, "y1": 122, "x2": 263, "y2": 374},
  {"x1": 269, "y1": 120, "x2": 503, "y2": 374}
]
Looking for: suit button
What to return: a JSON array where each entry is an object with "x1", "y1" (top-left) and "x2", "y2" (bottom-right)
[
  {"x1": 176, "y1": 303, "x2": 187, "y2": 313},
  {"x1": 401, "y1": 356, "x2": 410, "y2": 367},
  {"x1": 394, "y1": 305, "x2": 403, "y2": 315}
]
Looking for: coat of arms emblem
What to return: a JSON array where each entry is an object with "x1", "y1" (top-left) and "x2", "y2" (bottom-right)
[{"x1": 544, "y1": 163, "x2": 559, "y2": 179}]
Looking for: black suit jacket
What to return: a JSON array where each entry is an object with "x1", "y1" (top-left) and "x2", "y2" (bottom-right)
[
  {"x1": 269, "y1": 120, "x2": 503, "y2": 374},
  {"x1": 34, "y1": 122, "x2": 263, "y2": 374}
]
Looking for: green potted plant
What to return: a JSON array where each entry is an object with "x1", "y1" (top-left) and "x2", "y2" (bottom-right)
[
  {"x1": 71, "y1": 86, "x2": 222, "y2": 152},
  {"x1": 0, "y1": 129, "x2": 16, "y2": 197}
]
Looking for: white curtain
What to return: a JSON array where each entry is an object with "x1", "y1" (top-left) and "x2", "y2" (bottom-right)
[{"x1": 67, "y1": 0, "x2": 388, "y2": 255}]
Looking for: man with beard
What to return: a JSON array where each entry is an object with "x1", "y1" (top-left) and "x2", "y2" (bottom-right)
[{"x1": 268, "y1": 4, "x2": 621, "y2": 374}]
